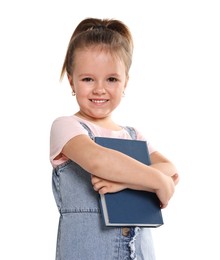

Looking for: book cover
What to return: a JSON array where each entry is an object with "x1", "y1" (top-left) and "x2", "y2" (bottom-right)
[{"x1": 95, "y1": 137, "x2": 164, "y2": 227}]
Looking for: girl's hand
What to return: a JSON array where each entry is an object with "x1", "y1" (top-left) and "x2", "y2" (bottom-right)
[{"x1": 91, "y1": 175, "x2": 127, "y2": 194}]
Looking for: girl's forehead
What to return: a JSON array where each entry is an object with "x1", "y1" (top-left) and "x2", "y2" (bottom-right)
[
  {"x1": 73, "y1": 48, "x2": 127, "y2": 76},
  {"x1": 72, "y1": 45, "x2": 128, "y2": 75},
  {"x1": 76, "y1": 45, "x2": 120, "y2": 56}
]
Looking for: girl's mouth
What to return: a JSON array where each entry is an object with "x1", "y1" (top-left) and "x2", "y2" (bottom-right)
[{"x1": 90, "y1": 99, "x2": 109, "y2": 104}]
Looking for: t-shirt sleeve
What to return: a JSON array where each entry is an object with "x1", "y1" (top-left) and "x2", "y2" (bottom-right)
[
  {"x1": 134, "y1": 128, "x2": 157, "y2": 155},
  {"x1": 50, "y1": 116, "x2": 88, "y2": 165}
]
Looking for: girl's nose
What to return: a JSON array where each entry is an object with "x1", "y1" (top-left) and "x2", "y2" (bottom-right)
[{"x1": 92, "y1": 83, "x2": 106, "y2": 95}]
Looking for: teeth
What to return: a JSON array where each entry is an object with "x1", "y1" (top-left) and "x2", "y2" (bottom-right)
[{"x1": 91, "y1": 100, "x2": 107, "y2": 103}]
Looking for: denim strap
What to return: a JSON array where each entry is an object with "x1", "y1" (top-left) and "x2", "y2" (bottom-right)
[
  {"x1": 79, "y1": 121, "x2": 95, "y2": 140},
  {"x1": 123, "y1": 126, "x2": 137, "y2": 140}
]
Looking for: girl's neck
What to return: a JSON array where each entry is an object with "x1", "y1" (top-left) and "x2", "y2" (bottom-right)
[{"x1": 74, "y1": 112, "x2": 122, "y2": 131}]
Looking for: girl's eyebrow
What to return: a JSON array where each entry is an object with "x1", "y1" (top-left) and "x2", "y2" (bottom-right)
[
  {"x1": 78, "y1": 73, "x2": 121, "y2": 77},
  {"x1": 78, "y1": 73, "x2": 93, "y2": 77}
]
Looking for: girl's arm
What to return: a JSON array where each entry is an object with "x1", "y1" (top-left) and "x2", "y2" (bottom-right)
[
  {"x1": 150, "y1": 151, "x2": 180, "y2": 185},
  {"x1": 62, "y1": 134, "x2": 176, "y2": 208},
  {"x1": 91, "y1": 151, "x2": 179, "y2": 208},
  {"x1": 91, "y1": 151, "x2": 179, "y2": 194}
]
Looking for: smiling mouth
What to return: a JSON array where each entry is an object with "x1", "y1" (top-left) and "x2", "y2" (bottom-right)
[{"x1": 90, "y1": 99, "x2": 109, "y2": 104}]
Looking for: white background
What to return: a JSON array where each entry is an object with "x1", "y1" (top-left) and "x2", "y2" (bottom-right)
[{"x1": 0, "y1": 1, "x2": 219, "y2": 259}]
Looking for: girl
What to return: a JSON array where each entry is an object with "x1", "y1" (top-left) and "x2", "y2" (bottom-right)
[{"x1": 50, "y1": 17, "x2": 179, "y2": 260}]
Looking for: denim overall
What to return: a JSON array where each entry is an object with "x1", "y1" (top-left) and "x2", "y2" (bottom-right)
[{"x1": 52, "y1": 122, "x2": 156, "y2": 260}]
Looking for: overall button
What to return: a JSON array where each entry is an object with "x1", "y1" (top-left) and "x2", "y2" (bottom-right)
[{"x1": 122, "y1": 227, "x2": 130, "y2": 237}]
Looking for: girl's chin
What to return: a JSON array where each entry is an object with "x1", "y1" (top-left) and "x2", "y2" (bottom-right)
[{"x1": 78, "y1": 112, "x2": 110, "y2": 120}]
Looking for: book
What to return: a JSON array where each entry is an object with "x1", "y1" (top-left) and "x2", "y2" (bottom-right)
[{"x1": 95, "y1": 137, "x2": 164, "y2": 227}]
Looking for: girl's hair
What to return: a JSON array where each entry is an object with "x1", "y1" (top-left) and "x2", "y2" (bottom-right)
[{"x1": 60, "y1": 18, "x2": 134, "y2": 80}]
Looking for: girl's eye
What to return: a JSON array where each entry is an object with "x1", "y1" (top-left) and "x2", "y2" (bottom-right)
[
  {"x1": 108, "y1": 77, "x2": 118, "y2": 82},
  {"x1": 82, "y1": 77, "x2": 93, "y2": 82}
]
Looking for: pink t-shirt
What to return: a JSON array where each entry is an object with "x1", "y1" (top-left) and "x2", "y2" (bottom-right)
[{"x1": 50, "y1": 115, "x2": 156, "y2": 167}]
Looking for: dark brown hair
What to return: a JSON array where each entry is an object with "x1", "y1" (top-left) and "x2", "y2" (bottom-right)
[{"x1": 60, "y1": 18, "x2": 134, "y2": 80}]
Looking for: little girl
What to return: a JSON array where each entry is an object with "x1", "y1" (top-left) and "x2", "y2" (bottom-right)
[{"x1": 50, "y1": 17, "x2": 179, "y2": 260}]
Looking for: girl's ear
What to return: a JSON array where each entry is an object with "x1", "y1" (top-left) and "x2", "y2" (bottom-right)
[
  {"x1": 67, "y1": 74, "x2": 73, "y2": 86},
  {"x1": 67, "y1": 74, "x2": 75, "y2": 92},
  {"x1": 124, "y1": 75, "x2": 129, "y2": 90}
]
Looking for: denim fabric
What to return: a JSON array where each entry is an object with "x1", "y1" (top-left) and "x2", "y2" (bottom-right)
[
  {"x1": 52, "y1": 161, "x2": 156, "y2": 260},
  {"x1": 52, "y1": 122, "x2": 156, "y2": 259}
]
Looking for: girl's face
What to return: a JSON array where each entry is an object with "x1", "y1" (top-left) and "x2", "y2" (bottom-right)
[{"x1": 68, "y1": 47, "x2": 128, "y2": 121}]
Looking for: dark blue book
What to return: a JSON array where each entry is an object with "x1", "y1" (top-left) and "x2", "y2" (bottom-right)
[{"x1": 95, "y1": 137, "x2": 164, "y2": 227}]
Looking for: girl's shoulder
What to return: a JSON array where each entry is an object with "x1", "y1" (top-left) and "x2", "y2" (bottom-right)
[
  {"x1": 51, "y1": 115, "x2": 80, "y2": 129},
  {"x1": 52, "y1": 114, "x2": 76, "y2": 124}
]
